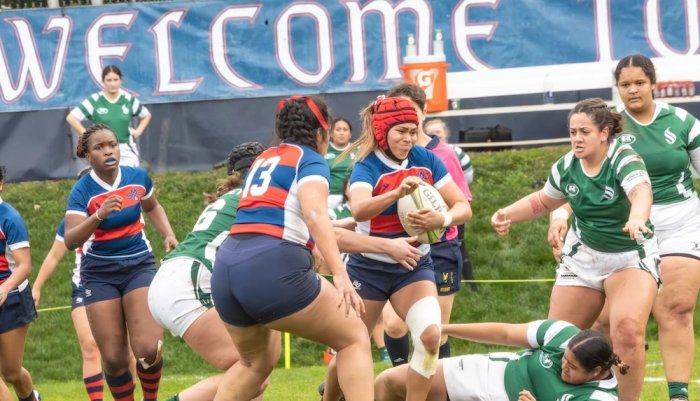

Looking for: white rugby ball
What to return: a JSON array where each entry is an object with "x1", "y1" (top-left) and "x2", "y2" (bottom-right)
[{"x1": 397, "y1": 181, "x2": 448, "y2": 244}]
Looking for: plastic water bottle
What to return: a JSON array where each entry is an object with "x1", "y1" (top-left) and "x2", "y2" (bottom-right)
[
  {"x1": 433, "y1": 29, "x2": 444, "y2": 56},
  {"x1": 406, "y1": 34, "x2": 416, "y2": 57},
  {"x1": 543, "y1": 73, "x2": 554, "y2": 104}
]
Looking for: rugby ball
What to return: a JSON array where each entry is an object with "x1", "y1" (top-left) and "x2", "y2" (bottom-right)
[{"x1": 397, "y1": 181, "x2": 448, "y2": 244}]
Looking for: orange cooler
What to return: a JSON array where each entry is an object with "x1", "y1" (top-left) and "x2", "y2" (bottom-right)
[{"x1": 400, "y1": 55, "x2": 449, "y2": 112}]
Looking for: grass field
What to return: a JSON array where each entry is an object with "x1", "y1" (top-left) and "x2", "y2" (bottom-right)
[{"x1": 4, "y1": 145, "x2": 699, "y2": 400}]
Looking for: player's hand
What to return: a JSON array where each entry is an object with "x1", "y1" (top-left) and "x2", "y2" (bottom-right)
[
  {"x1": 395, "y1": 176, "x2": 421, "y2": 199},
  {"x1": 518, "y1": 390, "x2": 536, "y2": 401},
  {"x1": 386, "y1": 236, "x2": 424, "y2": 271},
  {"x1": 407, "y1": 208, "x2": 443, "y2": 231},
  {"x1": 332, "y1": 272, "x2": 365, "y2": 317},
  {"x1": 623, "y1": 217, "x2": 651, "y2": 240},
  {"x1": 311, "y1": 246, "x2": 327, "y2": 273},
  {"x1": 548, "y1": 218, "x2": 568, "y2": 262},
  {"x1": 0, "y1": 284, "x2": 9, "y2": 307},
  {"x1": 490, "y1": 209, "x2": 511, "y2": 236},
  {"x1": 163, "y1": 235, "x2": 178, "y2": 253},
  {"x1": 97, "y1": 195, "x2": 123, "y2": 220},
  {"x1": 32, "y1": 287, "x2": 41, "y2": 307}
]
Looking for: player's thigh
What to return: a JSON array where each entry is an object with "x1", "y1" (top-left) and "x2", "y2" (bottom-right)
[
  {"x1": 548, "y1": 285, "x2": 605, "y2": 329},
  {"x1": 183, "y1": 308, "x2": 239, "y2": 370}
]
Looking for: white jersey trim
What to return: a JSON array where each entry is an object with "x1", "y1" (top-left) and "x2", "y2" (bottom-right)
[
  {"x1": 434, "y1": 174, "x2": 452, "y2": 190},
  {"x1": 349, "y1": 181, "x2": 374, "y2": 193},
  {"x1": 526, "y1": 320, "x2": 545, "y2": 348},
  {"x1": 66, "y1": 210, "x2": 88, "y2": 217},
  {"x1": 8, "y1": 241, "x2": 29, "y2": 250},
  {"x1": 543, "y1": 180, "x2": 566, "y2": 199},
  {"x1": 297, "y1": 175, "x2": 330, "y2": 189}
]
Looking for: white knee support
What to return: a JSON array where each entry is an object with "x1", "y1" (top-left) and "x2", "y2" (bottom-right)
[{"x1": 406, "y1": 296, "x2": 441, "y2": 378}]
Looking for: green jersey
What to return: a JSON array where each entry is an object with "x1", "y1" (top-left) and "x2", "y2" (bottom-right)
[
  {"x1": 615, "y1": 102, "x2": 700, "y2": 205},
  {"x1": 325, "y1": 143, "x2": 356, "y2": 195},
  {"x1": 544, "y1": 141, "x2": 652, "y2": 252},
  {"x1": 70, "y1": 89, "x2": 149, "y2": 144},
  {"x1": 163, "y1": 189, "x2": 240, "y2": 271},
  {"x1": 328, "y1": 202, "x2": 352, "y2": 220},
  {"x1": 504, "y1": 320, "x2": 618, "y2": 401},
  {"x1": 451, "y1": 144, "x2": 474, "y2": 183}
]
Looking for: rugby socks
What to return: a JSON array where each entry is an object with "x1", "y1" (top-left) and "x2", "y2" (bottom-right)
[
  {"x1": 384, "y1": 333, "x2": 409, "y2": 367},
  {"x1": 137, "y1": 356, "x2": 164, "y2": 401},
  {"x1": 83, "y1": 372, "x2": 104, "y2": 401},
  {"x1": 438, "y1": 340, "x2": 451, "y2": 359},
  {"x1": 668, "y1": 382, "x2": 689, "y2": 400},
  {"x1": 105, "y1": 371, "x2": 135, "y2": 401}
]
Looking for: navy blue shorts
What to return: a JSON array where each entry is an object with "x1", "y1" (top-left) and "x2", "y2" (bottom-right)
[
  {"x1": 71, "y1": 282, "x2": 86, "y2": 310},
  {"x1": 432, "y1": 239, "x2": 463, "y2": 295},
  {"x1": 212, "y1": 234, "x2": 321, "y2": 327},
  {"x1": 345, "y1": 253, "x2": 435, "y2": 301},
  {"x1": 80, "y1": 253, "x2": 156, "y2": 305},
  {"x1": 0, "y1": 286, "x2": 37, "y2": 334}
]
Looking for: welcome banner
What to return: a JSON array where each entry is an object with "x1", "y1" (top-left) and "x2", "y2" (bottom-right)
[{"x1": 0, "y1": 0, "x2": 697, "y2": 112}]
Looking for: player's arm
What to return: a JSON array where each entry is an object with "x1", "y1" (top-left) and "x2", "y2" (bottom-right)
[
  {"x1": 131, "y1": 110, "x2": 152, "y2": 138},
  {"x1": 491, "y1": 190, "x2": 566, "y2": 236},
  {"x1": 623, "y1": 181, "x2": 653, "y2": 240},
  {"x1": 408, "y1": 180, "x2": 471, "y2": 233},
  {"x1": 32, "y1": 239, "x2": 68, "y2": 306},
  {"x1": 299, "y1": 180, "x2": 364, "y2": 316},
  {"x1": 142, "y1": 194, "x2": 178, "y2": 252},
  {"x1": 0, "y1": 246, "x2": 31, "y2": 306},
  {"x1": 548, "y1": 203, "x2": 572, "y2": 262},
  {"x1": 66, "y1": 111, "x2": 87, "y2": 135},
  {"x1": 333, "y1": 228, "x2": 423, "y2": 270},
  {"x1": 350, "y1": 176, "x2": 421, "y2": 222},
  {"x1": 441, "y1": 322, "x2": 531, "y2": 348},
  {"x1": 64, "y1": 195, "x2": 124, "y2": 250}
]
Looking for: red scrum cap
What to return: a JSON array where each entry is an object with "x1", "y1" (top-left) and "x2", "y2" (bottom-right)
[{"x1": 372, "y1": 96, "x2": 419, "y2": 151}]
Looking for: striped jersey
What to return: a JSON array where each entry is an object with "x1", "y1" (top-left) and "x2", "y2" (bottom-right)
[
  {"x1": 543, "y1": 141, "x2": 651, "y2": 252},
  {"x1": 70, "y1": 89, "x2": 149, "y2": 144},
  {"x1": 55, "y1": 219, "x2": 82, "y2": 286},
  {"x1": 0, "y1": 198, "x2": 30, "y2": 293},
  {"x1": 615, "y1": 101, "x2": 700, "y2": 205},
  {"x1": 451, "y1": 144, "x2": 474, "y2": 184},
  {"x1": 164, "y1": 189, "x2": 240, "y2": 271},
  {"x1": 325, "y1": 142, "x2": 356, "y2": 195},
  {"x1": 66, "y1": 166, "x2": 153, "y2": 261},
  {"x1": 349, "y1": 146, "x2": 450, "y2": 262},
  {"x1": 231, "y1": 143, "x2": 330, "y2": 248},
  {"x1": 502, "y1": 320, "x2": 618, "y2": 401}
]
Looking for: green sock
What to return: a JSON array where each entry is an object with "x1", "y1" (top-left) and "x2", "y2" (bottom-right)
[
  {"x1": 668, "y1": 382, "x2": 689, "y2": 399},
  {"x1": 166, "y1": 394, "x2": 180, "y2": 401}
]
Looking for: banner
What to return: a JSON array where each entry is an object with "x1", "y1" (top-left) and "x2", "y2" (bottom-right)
[{"x1": 0, "y1": 0, "x2": 697, "y2": 112}]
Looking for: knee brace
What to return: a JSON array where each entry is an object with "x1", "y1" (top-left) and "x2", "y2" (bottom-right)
[{"x1": 406, "y1": 296, "x2": 441, "y2": 378}]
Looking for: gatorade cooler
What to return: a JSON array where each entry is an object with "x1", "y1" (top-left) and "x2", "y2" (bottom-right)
[{"x1": 400, "y1": 54, "x2": 449, "y2": 112}]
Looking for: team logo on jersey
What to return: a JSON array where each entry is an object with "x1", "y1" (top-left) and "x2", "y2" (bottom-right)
[
  {"x1": 602, "y1": 186, "x2": 615, "y2": 200},
  {"x1": 126, "y1": 189, "x2": 140, "y2": 201},
  {"x1": 417, "y1": 171, "x2": 430, "y2": 182},
  {"x1": 664, "y1": 128, "x2": 677, "y2": 144},
  {"x1": 122, "y1": 105, "x2": 130, "y2": 115},
  {"x1": 324, "y1": 153, "x2": 335, "y2": 160},
  {"x1": 96, "y1": 107, "x2": 108, "y2": 115},
  {"x1": 619, "y1": 134, "x2": 636, "y2": 144},
  {"x1": 557, "y1": 394, "x2": 574, "y2": 401},
  {"x1": 565, "y1": 183, "x2": 579, "y2": 196},
  {"x1": 539, "y1": 352, "x2": 553, "y2": 368}
]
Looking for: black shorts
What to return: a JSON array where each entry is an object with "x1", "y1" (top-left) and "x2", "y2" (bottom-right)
[{"x1": 0, "y1": 286, "x2": 37, "y2": 334}]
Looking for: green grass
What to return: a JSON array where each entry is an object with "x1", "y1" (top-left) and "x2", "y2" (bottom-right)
[{"x1": 3, "y1": 145, "x2": 699, "y2": 399}]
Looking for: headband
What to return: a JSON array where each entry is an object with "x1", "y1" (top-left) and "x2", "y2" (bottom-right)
[
  {"x1": 277, "y1": 95, "x2": 329, "y2": 130},
  {"x1": 371, "y1": 96, "x2": 419, "y2": 151}
]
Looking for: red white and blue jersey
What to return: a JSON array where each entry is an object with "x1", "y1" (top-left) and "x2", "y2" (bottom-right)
[
  {"x1": 56, "y1": 219, "x2": 82, "y2": 286},
  {"x1": 66, "y1": 166, "x2": 153, "y2": 261},
  {"x1": 349, "y1": 146, "x2": 451, "y2": 262},
  {"x1": 0, "y1": 198, "x2": 30, "y2": 293},
  {"x1": 230, "y1": 142, "x2": 330, "y2": 248}
]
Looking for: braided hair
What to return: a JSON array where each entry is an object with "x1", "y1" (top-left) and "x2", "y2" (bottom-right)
[
  {"x1": 614, "y1": 54, "x2": 656, "y2": 85},
  {"x1": 204, "y1": 142, "x2": 266, "y2": 203},
  {"x1": 76, "y1": 124, "x2": 116, "y2": 159},
  {"x1": 569, "y1": 329, "x2": 630, "y2": 375},
  {"x1": 275, "y1": 96, "x2": 331, "y2": 151}
]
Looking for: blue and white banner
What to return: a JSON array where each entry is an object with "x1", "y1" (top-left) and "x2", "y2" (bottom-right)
[{"x1": 0, "y1": 0, "x2": 697, "y2": 112}]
